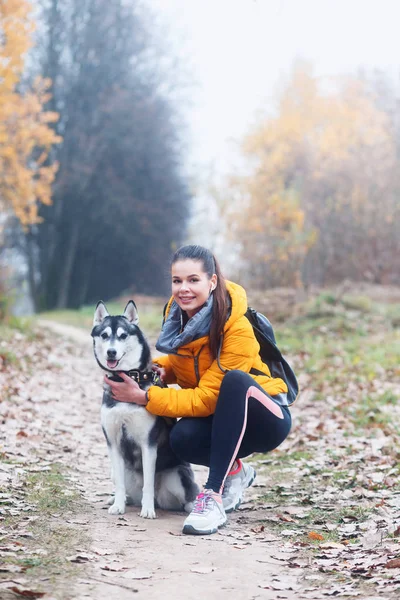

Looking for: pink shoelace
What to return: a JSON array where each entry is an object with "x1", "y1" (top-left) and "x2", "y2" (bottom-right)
[{"x1": 192, "y1": 490, "x2": 216, "y2": 514}]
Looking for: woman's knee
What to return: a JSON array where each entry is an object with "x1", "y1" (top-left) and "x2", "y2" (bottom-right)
[{"x1": 220, "y1": 369, "x2": 252, "y2": 395}]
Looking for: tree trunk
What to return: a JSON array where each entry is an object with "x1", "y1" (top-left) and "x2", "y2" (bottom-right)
[
  {"x1": 56, "y1": 224, "x2": 81, "y2": 309},
  {"x1": 25, "y1": 230, "x2": 39, "y2": 312}
]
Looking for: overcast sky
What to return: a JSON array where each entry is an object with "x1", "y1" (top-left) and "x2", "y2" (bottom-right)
[{"x1": 147, "y1": 0, "x2": 400, "y2": 176}]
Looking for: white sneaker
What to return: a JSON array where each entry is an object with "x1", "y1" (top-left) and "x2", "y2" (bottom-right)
[
  {"x1": 182, "y1": 489, "x2": 227, "y2": 535},
  {"x1": 222, "y1": 460, "x2": 256, "y2": 513}
]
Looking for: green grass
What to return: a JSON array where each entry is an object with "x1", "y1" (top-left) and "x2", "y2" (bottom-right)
[
  {"x1": 347, "y1": 393, "x2": 399, "y2": 433},
  {"x1": 0, "y1": 347, "x2": 18, "y2": 365},
  {"x1": 276, "y1": 304, "x2": 400, "y2": 403},
  {"x1": 0, "y1": 317, "x2": 34, "y2": 338},
  {"x1": 0, "y1": 319, "x2": 36, "y2": 371},
  {"x1": 26, "y1": 464, "x2": 82, "y2": 513},
  {"x1": 0, "y1": 463, "x2": 89, "y2": 594},
  {"x1": 0, "y1": 318, "x2": 39, "y2": 354}
]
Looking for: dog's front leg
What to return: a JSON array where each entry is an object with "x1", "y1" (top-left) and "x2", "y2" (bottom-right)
[
  {"x1": 108, "y1": 446, "x2": 126, "y2": 515},
  {"x1": 140, "y1": 445, "x2": 157, "y2": 519}
]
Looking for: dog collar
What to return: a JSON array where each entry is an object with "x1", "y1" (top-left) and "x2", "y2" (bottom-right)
[
  {"x1": 126, "y1": 369, "x2": 154, "y2": 385},
  {"x1": 107, "y1": 369, "x2": 164, "y2": 388}
]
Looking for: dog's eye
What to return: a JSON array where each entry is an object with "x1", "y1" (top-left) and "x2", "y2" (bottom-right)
[
  {"x1": 119, "y1": 333, "x2": 127, "y2": 340},
  {"x1": 101, "y1": 333, "x2": 109, "y2": 340}
]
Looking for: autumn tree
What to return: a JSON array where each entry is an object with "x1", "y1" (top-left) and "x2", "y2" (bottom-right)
[
  {"x1": 224, "y1": 62, "x2": 399, "y2": 288},
  {"x1": 0, "y1": 0, "x2": 60, "y2": 227}
]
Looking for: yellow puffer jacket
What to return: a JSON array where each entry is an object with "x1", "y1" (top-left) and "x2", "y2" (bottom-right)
[{"x1": 146, "y1": 280, "x2": 287, "y2": 418}]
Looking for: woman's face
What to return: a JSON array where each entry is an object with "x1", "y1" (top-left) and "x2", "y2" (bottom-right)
[{"x1": 171, "y1": 259, "x2": 217, "y2": 318}]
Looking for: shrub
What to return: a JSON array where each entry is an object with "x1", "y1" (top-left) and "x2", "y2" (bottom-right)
[{"x1": 0, "y1": 266, "x2": 12, "y2": 322}]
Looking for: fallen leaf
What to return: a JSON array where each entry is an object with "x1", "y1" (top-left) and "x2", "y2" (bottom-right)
[
  {"x1": 120, "y1": 570, "x2": 152, "y2": 580},
  {"x1": 278, "y1": 514, "x2": 297, "y2": 523},
  {"x1": 66, "y1": 519, "x2": 89, "y2": 525},
  {"x1": 91, "y1": 547, "x2": 113, "y2": 556},
  {"x1": 8, "y1": 586, "x2": 46, "y2": 598},
  {"x1": 385, "y1": 558, "x2": 400, "y2": 569},
  {"x1": 280, "y1": 529, "x2": 299, "y2": 537},
  {"x1": 308, "y1": 531, "x2": 324, "y2": 541},
  {"x1": 237, "y1": 502, "x2": 254, "y2": 511},
  {"x1": 16, "y1": 531, "x2": 34, "y2": 539},
  {"x1": 0, "y1": 563, "x2": 25, "y2": 573},
  {"x1": 319, "y1": 542, "x2": 346, "y2": 550},
  {"x1": 258, "y1": 577, "x2": 300, "y2": 591},
  {"x1": 66, "y1": 553, "x2": 94, "y2": 563},
  {"x1": 190, "y1": 566, "x2": 215, "y2": 574},
  {"x1": 250, "y1": 525, "x2": 264, "y2": 533},
  {"x1": 100, "y1": 564, "x2": 126, "y2": 572}
]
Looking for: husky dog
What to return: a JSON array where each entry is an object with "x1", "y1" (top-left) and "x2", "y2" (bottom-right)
[{"x1": 92, "y1": 300, "x2": 198, "y2": 519}]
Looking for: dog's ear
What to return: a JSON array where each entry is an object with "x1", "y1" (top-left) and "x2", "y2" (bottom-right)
[
  {"x1": 93, "y1": 301, "x2": 109, "y2": 326},
  {"x1": 123, "y1": 300, "x2": 139, "y2": 325}
]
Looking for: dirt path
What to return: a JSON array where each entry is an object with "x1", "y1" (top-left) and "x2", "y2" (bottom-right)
[{"x1": 24, "y1": 321, "x2": 303, "y2": 600}]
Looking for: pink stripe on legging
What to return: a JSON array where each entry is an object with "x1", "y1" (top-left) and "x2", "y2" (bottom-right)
[{"x1": 219, "y1": 386, "x2": 284, "y2": 493}]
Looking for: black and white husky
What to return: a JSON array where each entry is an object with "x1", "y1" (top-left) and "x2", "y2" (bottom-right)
[{"x1": 91, "y1": 300, "x2": 198, "y2": 519}]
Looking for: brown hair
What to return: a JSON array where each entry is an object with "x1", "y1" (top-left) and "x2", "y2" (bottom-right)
[{"x1": 171, "y1": 245, "x2": 228, "y2": 360}]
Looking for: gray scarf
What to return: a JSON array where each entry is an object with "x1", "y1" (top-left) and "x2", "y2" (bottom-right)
[{"x1": 155, "y1": 295, "x2": 214, "y2": 354}]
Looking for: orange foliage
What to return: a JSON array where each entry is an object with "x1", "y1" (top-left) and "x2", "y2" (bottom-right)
[{"x1": 0, "y1": 0, "x2": 61, "y2": 226}]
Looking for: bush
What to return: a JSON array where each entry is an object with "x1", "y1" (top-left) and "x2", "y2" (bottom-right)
[{"x1": 0, "y1": 266, "x2": 12, "y2": 322}]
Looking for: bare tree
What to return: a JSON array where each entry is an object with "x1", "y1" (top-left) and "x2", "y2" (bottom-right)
[{"x1": 25, "y1": 0, "x2": 190, "y2": 309}]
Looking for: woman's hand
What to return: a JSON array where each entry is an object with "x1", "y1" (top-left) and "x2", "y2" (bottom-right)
[
  {"x1": 151, "y1": 364, "x2": 167, "y2": 383},
  {"x1": 104, "y1": 373, "x2": 148, "y2": 406}
]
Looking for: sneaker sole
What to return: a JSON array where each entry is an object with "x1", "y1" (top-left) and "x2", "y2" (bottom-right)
[
  {"x1": 182, "y1": 517, "x2": 227, "y2": 536},
  {"x1": 224, "y1": 468, "x2": 256, "y2": 514}
]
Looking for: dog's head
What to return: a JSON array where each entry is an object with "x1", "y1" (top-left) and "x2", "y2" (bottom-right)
[{"x1": 91, "y1": 300, "x2": 151, "y2": 374}]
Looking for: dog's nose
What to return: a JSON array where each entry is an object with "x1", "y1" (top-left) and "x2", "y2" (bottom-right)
[{"x1": 107, "y1": 349, "x2": 117, "y2": 359}]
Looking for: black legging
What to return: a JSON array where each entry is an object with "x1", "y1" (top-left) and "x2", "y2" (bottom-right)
[{"x1": 169, "y1": 370, "x2": 292, "y2": 493}]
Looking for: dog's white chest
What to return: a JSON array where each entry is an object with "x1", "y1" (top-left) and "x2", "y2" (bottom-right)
[{"x1": 101, "y1": 403, "x2": 155, "y2": 447}]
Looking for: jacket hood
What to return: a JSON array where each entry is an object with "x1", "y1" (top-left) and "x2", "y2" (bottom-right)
[{"x1": 224, "y1": 280, "x2": 248, "y2": 331}]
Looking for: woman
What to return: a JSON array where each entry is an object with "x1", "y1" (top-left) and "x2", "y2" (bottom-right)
[{"x1": 106, "y1": 245, "x2": 291, "y2": 535}]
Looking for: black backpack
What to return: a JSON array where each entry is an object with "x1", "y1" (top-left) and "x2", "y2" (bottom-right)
[{"x1": 244, "y1": 307, "x2": 298, "y2": 405}]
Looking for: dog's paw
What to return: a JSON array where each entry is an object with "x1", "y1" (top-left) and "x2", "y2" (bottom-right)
[
  {"x1": 139, "y1": 505, "x2": 156, "y2": 519},
  {"x1": 184, "y1": 501, "x2": 194, "y2": 513},
  {"x1": 108, "y1": 502, "x2": 126, "y2": 515}
]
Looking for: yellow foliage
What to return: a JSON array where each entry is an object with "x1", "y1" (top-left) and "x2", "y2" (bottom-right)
[
  {"x1": 0, "y1": 0, "x2": 61, "y2": 226},
  {"x1": 224, "y1": 61, "x2": 396, "y2": 287}
]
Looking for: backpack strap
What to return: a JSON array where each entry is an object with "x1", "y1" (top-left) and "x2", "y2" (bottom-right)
[
  {"x1": 249, "y1": 367, "x2": 268, "y2": 377},
  {"x1": 162, "y1": 302, "x2": 168, "y2": 325},
  {"x1": 216, "y1": 335, "x2": 228, "y2": 374}
]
